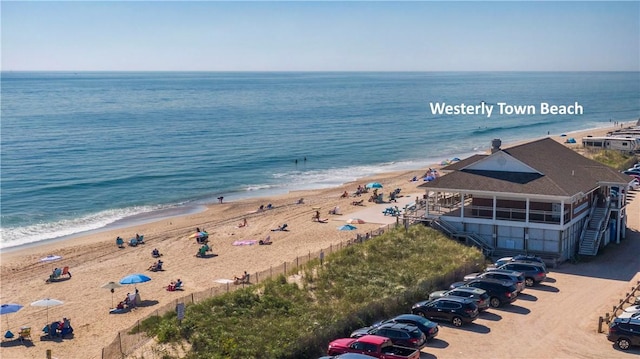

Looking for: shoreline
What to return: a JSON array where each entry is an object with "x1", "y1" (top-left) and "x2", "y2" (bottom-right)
[
  {"x1": 0, "y1": 122, "x2": 637, "y2": 359},
  {"x1": 1, "y1": 120, "x2": 636, "y2": 254}
]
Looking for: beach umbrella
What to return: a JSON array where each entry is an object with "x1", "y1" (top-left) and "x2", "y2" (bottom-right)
[
  {"x1": 338, "y1": 224, "x2": 357, "y2": 231},
  {"x1": 424, "y1": 175, "x2": 435, "y2": 182},
  {"x1": 0, "y1": 303, "x2": 23, "y2": 329},
  {"x1": 101, "y1": 282, "x2": 123, "y2": 308},
  {"x1": 452, "y1": 157, "x2": 461, "y2": 162},
  {"x1": 347, "y1": 218, "x2": 366, "y2": 224},
  {"x1": 30, "y1": 298, "x2": 63, "y2": 323},
  {"x1": 119, "y1": 273, "x2": 151, "y2": 285},
  {"x1": 365, "y1": 182, "x2": 383, "y2": 189}
]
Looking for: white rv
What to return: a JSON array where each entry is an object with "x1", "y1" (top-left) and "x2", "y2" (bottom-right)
[{"x1": 582, "y1": 136, "x2": 640, "y2": 153}]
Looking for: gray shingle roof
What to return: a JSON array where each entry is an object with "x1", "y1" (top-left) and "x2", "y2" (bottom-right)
[{"x1": 419, "y1": 138, "x2": 632, "y2": 196}]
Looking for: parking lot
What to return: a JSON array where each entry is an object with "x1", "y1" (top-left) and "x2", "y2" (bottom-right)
[{"x1": 418, "y1": 193, "x2": 640, "y2": 359}]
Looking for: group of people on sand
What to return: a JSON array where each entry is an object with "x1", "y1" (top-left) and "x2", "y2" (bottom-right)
[
  {"x1": 116, "y1": 233, "x2": 145, "y2": 248},
  {"x1": 43, "y1": 317, "x2": 73, "y2": 338},
  {"x1": 166, "y1": 278, "x2": 183, "y2": 291}
]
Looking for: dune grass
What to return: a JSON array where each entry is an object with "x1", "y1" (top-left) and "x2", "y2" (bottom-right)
[{"x1": 140, "y1": 225, "x2": 485, "y2": 359}]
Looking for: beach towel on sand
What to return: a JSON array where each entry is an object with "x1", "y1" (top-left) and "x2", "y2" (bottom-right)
[{"x1": 232, "y1": 240, "x2": 257, "y2": 246}]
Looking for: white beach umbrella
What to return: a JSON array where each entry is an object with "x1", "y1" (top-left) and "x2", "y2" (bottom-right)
[{"x1": 31, "y1": 298, "x2": 63, "y2": 323}]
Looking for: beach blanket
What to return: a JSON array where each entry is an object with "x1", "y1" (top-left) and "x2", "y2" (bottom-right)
[{"x1": 232, "y1": 240, "x2": 257, "y2": 246}]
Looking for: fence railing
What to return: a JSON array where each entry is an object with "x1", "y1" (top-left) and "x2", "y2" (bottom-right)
[{"x1": 102, "y1": 223, "x2": 399, "y2": 359}]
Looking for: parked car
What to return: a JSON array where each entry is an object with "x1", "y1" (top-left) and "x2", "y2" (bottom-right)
[
  {"x1": 463, "y1": 270, "x2": 525, "y2": 293},
  {"x1": 319, "y1": 354, "x2": 377, "y2": 359},
  {"x1": 411, "y1": 297, "x2": 479, "y2": 327},
  {"x1": 459, "y1": 278, "x2": 518, "y2": 308},
  {"x1": 629, "y1": 179, "x2": 640, "y2": 191},
  {"x1": 491, "y1": 262, "x2": 547, "y2": 286},
  {"x1": 371, "y1": 314, "x2": 439, "y2": 341},
  {"x1": 512, "y1": 254, "x2": 547, "y2": 270},
  {"x1": 350, "y1": 323, "x2": 426, "y2": 349},
  {"x1": 493, "y1": 255, "x2": 548, "y2": 272},
  {"x1": 623, "y1": 169, "x2": 640, "y2": 176},
  {"x1": 327, "y1": 335, "x2": 421, "y2": 359},
  {"x1": 607, "y1": 317, "x2": 640, "y2": 350},
  {"x1": 429, "y1": 287, "x2": 490, "y2": 311}
]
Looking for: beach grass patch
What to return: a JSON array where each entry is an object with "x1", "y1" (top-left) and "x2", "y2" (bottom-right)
[{"x1": 144, "y1": 225, "x2": 484, "y2": 358}]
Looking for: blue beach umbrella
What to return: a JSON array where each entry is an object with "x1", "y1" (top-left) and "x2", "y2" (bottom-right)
[
  {"x1": 452, "y1": 157, "x2": 461, "y2": 162},
  {"x1": 365, "y1": 182, "x2": 383, "y2": 189},
  {"x1": 0, "y1": 303, "x2": 23, "y2": 329},
  {"x1": 424, "y1": 175, "x2": 435, "y2": 182},
  {"x1": 119, "y1": 273, "x2": 152, "y2": 285},
  {"x1": 338, "y1": 224, "x2": 357, "y2": 231}
]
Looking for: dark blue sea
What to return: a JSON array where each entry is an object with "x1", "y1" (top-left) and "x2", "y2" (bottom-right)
[{"x1": 2, "y1": 72, "x2": 639, "y2": 249}]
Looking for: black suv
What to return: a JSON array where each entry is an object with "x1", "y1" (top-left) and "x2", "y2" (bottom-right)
[
  {"x1": 494, "y1": 262, "x2": 546, "y2": 287},
  {"x1": 411, "y1": 297, "x2": 479, "y2": 327},
  {"x1": 349, "y1": 322, "x2": 427, "y2": 349},
  {"x1": 477, "y1": 269, "x2": 526, "y2": 293},
  {"x1": 608, "y1": 317, "x2": 640, "y2": 350},
  {"x1": 429, "y1": 287, "x2": 490, "y2": 311},
  {"x1": 459, "y1": 278, "x2": 518, "y2": 308},
  {"x1": 372, "y1": 314, "x2": 439, "y2": 341}
]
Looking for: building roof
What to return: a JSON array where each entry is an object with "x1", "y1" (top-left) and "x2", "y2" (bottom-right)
[{"x1": 419, "y1": 138, "x2": 632, "y2": 197}]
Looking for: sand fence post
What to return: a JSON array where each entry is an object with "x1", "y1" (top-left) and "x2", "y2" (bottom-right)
[
  {"x1": 118, "y1": 331, "x2": 123, "y2": 356},
  {"x1": 598, "y1": 316, "x2": 604, "y2": 333}
]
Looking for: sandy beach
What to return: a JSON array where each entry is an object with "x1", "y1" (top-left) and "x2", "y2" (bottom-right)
[{"x1": 1, "y1": 123, "x2": 638, "y2": 359}]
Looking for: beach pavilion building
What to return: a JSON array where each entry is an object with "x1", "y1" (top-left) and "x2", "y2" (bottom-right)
[{"x1": 419, "y1": 138, "x2": 632, "y2": 265}]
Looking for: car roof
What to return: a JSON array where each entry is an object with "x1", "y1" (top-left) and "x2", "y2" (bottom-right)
[
  {"x1": 393, "y1": 314, "x2": 429, "y2": 322},
  {"x1": 613, "y1": 316, "x2": 640, "y2": 325},
  {"x1": 484, "y1": 269, "x2": 523, "y2": 277},
  {"x1": 449, "y1": 287, "x2": 487, "y2": 295},
  {"x1": 501, "y1": 261, "x2": 545, "y2": 269},
  {"x1": 432, "y1": 296, "x2": 474, "y2": 303},
  {"x1": 378, "y1": 322, "x2": 419, "y2": 331},
  {"x1": 468, "y1": 277, "x2": 511, "y2": 285}
]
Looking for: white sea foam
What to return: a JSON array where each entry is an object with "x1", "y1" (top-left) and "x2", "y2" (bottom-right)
[{"x1": 0, "y1": 205, "x2": 163, "y2": 250}]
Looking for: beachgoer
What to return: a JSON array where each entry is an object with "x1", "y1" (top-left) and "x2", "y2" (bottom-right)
[
  {"x1": 239, "y1": 218, "x2": 247, "y2": 227},
  {"x1": 314, "y1": 210, "x2": 320, "y2": 221},
  {"x1": 297, "y1": 198, "x2": 304, "y2": 204},
  {"x1": 341, "y1": 191, "x2": 349, "y2": 198},
  {"x1": 217, "y1": 196, "x2": 224, "y2": 204},
  {"x1": 152, "y1": 248, "x2": 161, "y2": 257}
]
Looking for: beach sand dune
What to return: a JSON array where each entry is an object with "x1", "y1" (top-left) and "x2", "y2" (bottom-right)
[{"x1": 1, "y1": 124, "x2": 637, "y2": 359}]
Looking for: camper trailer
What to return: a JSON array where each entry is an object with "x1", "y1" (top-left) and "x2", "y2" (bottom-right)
[{"x1": 582, "y1": 136, "x2": 640, "y2": 153}]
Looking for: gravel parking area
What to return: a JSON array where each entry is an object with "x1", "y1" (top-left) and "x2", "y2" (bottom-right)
[{"x1": 420, "y1": 191, "x2": 640, "y2": 359}]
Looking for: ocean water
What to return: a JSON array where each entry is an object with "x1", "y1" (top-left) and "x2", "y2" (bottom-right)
[{"x1": 1, "y1": 71, "x2": 638, "y2": 249}]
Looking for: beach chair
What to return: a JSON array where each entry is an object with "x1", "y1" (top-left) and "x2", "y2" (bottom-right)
[
  {"x1": 18, "y1": 327, "x2": 31, "y2": 342},
  {"x1": 128, "y1": 238, "x2": 138, "y2": 247},
  {"x1": 259, "y1": 235, "x2": 273, "y2": 245},
  {"x1": 46, "y1": 266, "x2": 71, "y2": 283},
  {"x1": 116, "y1": 237, "x2": 125, "y2": 248}
]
